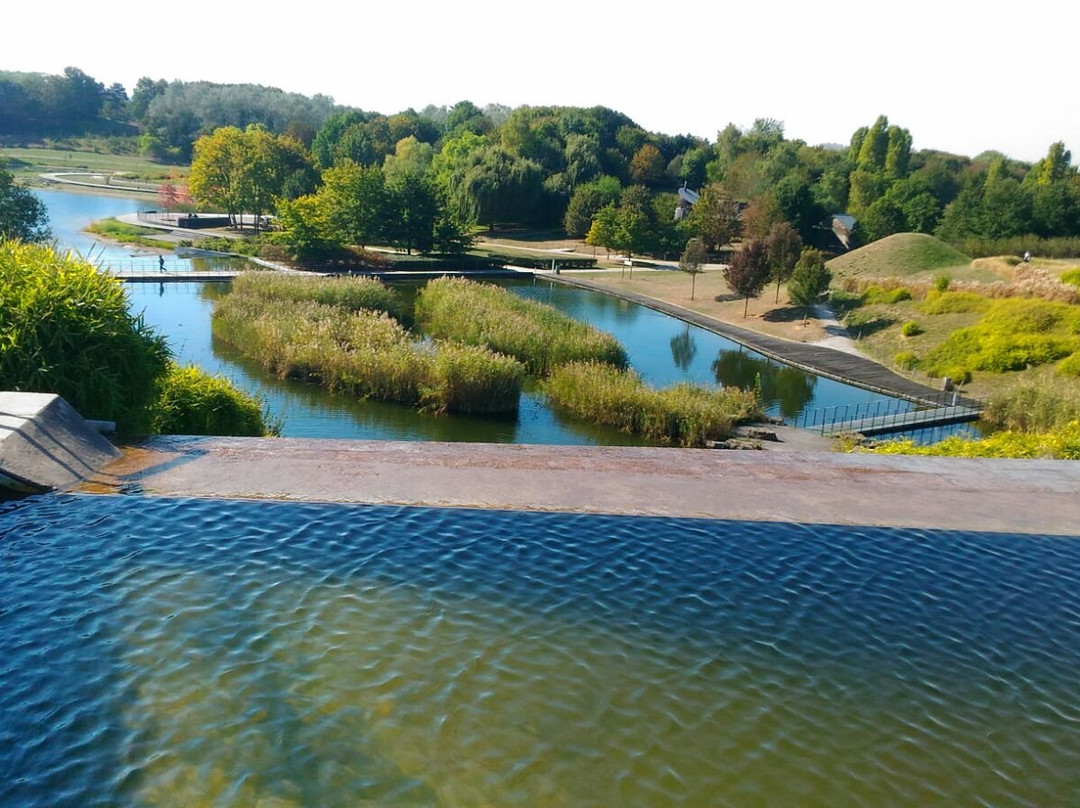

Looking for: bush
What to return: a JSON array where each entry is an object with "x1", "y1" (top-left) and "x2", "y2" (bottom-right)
[
  {"x1": 416, "y1": 276, "x2": 628, "y2": 375},
  {"x1": 899, "y1": 320, "x2": 923, "y2": 337},
  {"x1": 932, "y1": 274, "x2": 951, "y2": 293},
  {"x1": 0, "y1": 241, "x2": 169, "y2": 432},
  {"x1": 894, "y1": 351, "x2": 919, "y2": 370},
  {"x1": 918, "y1": 291, "x2": 990, "y2": 314},
  {"x1": 864, "y1": 284, "x2": 912, "y2": 304},
  {"x1": 544, "y1": 361, "x2": 760, "y2": 447},
  {"x1": 1056, "y1": 353, "x2": 1080, "y2": 377},
  {"x1": 150, "y1": 363, "x2": 279, "y2": 436}
]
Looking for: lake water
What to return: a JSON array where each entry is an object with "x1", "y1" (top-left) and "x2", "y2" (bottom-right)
[
  {"x1": 38, "y1": 187, "x2": 922, "y2": 443},
  {"x1": 2, "y1": 494, "x2": 1078, "y2": 806}
]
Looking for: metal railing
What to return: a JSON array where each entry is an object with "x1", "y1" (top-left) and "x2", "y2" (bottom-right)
[{"x1": 792, "y1": 393, "x2": 984, "y2": 436}]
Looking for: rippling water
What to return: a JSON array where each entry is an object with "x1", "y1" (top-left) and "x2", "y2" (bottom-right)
[{"x1": 2, "y1": 495, "x2": 1078, "y2": 806}]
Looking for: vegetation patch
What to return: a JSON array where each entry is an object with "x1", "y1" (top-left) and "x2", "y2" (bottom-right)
[
  {"x1": 899, "y1": 320, "x2": 922, "y2": 337},
  {"x1": 415, "y1": 276, "x2": 628, "y2": 375},
  {"x1": 213, "y1": 287, "x2": 523, "y2": 414},
  {"x1": 917, "y1": 291, "x2": 991, "y2": 315},
  {"x1": 1061, "y1": 268, "x2": 1080, "y2": 287},
  {"x1": 151, "y1": 363, "x2": 279, "y2": 436},
  {"x1": 921, "y1": 298, "x2": 1080, "y2": 378},
  {"x1": 0, "y1": 241, "x2": 169, "y2": 431},
  {"x1": 861, "y1": 422, "x2": 1080, "y2": 460},
  {"x1": 84, "y1": 217, "x2": 167, "y2": 249},
  {"x1": 230, "y1": 273, "x2": 408, "y2": 323},
  {"x1": 544, "y1": 361, "x2": 760, "y2": 447}
]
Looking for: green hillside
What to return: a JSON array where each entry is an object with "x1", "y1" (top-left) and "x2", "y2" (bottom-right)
[{"x1": 828, "y1": 233, "x2": 971, "y2": 280}]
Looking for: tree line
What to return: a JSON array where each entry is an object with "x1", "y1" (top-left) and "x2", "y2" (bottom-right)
[{"x1": 4, "y1": 67, "x2": 1079, "y2": 255}]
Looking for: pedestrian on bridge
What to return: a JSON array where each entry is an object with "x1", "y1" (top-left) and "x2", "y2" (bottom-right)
[{"x1": 159, "y1": 255, "x2": 166, "y2": 272}]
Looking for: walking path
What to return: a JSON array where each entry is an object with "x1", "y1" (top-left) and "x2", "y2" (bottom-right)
[{"x1": 550, "y1": 275, "x2": 947, "y2": 403}]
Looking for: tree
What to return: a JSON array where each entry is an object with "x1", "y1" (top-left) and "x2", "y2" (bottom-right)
[
  {"x1": 765, "y1": 221, "x2": 802, "y2": 303},
  {"x1": 630, "y1": 143, "x2": 666, "y2": 185},
  {"x1": 788, "y1": 247, "x2": 832, "y2": 324},
  {"x1": 679, "y1": 237, "x2": 707, "y2": 300},
  {"x1": 723, "y1": 239, "x2": 770, "y2": 317},
  {"x1": 585, "y1": 203, "x2": 617, "y2": 257},
  {"x1": 687, "y1": 183, "x2": 740, "y2": 252},
  {"x1": 0, "y1": 167, "x2": 51, "y2": 242},
  {"x1": 319, "y1": 161, "x2": 388, "y2": 249},
  {"x1": 612, "y1": 185, "x2": 658, "y2": 268},
  {"x1": 563, "y1": 176, "x2": 621, "y2": 237}
]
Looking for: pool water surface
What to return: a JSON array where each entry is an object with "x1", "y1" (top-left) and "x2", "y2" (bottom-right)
[{"x1": 2, "y1": 494, "x2": 1078, "y2": 806}]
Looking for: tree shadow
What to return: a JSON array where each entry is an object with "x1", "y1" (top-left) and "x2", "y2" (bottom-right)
[
  {"x1": 845, "y1": 315, "x2": 897, "y2": 338},
  {"x1": 760, "y1": 307, "x2": 806, "y2": 323},
  {"x1": 713, "y1": 292, "x2": 742, "y2": 303}
]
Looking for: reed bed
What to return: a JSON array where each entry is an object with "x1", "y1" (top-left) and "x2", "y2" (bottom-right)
[
  {"x1": 213, "y1": 292, "x2": 522, "y2": 414},
  {"x1": 544, "y1": 361, "x2": 761, "y2": 447},
  {"x1": 415, "y1": 277, "x2": 628, "y2": 375},
  {"x1": 230, "y1": 273, "x2": 409, "y2": 323}
]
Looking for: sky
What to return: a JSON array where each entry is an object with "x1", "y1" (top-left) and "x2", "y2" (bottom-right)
[{"x1": 5, "y1": 0, "x2": 1078, "y2": 164}]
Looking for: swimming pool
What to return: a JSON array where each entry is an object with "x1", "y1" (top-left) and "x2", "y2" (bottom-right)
[{"x1": 2, "y1": 494, "x2": 1078, "y2": 806}]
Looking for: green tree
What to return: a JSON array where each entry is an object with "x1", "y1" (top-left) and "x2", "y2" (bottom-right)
[
  {"x1": 788, "y1": 247, "x2": 832, "y2": 324},
  {"x1": 686, "y1": 183, "x2": 740, "y2": 252},
  {"x1": 630, "y1": 143, "x2": 666, "y2": 185},
  {"x1": 0, "y1": 167, "x2": 51, "y2": 242},
  {"x1": 612, "y1": 185, "x2": 657, "y2": 267},
  {"x1": 679, "y1": 237, "x2": 707, "y2": 300},
  {"x1": 563, "y1": 175, "x2": 621, "y2": 237},
  {"x1": 585, "y1": 203, "x2": 617, "y2": 257},
  {"x1": 765, "y1": 221, "x2": 802, "y2": 303},
  {"x1": 723, "y1": 239, "x2": 770, "y2": 317},
  {"x1": 319, "y1": 161, "x2": 388, "y2": 249}
]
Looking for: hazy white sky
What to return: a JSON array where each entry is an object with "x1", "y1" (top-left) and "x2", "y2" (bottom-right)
[{"x1": 6, "y1": 0, "x2": 1077, "y2": 163}]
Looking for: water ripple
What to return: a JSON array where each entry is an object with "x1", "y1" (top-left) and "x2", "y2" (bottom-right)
[{"x1": 1, "y1": 494, "x2": 1079, "y2": 806}]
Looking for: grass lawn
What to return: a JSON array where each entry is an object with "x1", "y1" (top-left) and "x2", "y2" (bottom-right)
[{"x1": 2, "y1": 147, "x2": 186, "y2": 185}]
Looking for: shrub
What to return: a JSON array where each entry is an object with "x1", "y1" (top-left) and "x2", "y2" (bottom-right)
[
  {"x1": 544, "y1": 361, "x2": 760, "y2": 447},
  {"x1": 0, "y1": 241, "x2": 169, "y2": 432},
  {"x1": 1056, "y1": 353, "x2": 1080, "y2": 378},
  {"x1": 894, "y1": 351, "x2": 919, "y2": 370},
  {"x1": 150, "y1": 363, "x2": 279, "y2": 436},
  {"x1": 918, "y1": 291, "x2": 991, "y2": 314},
  {"x1": 864, "y1": 284, "x2": 912, "y2": 304},
  {"x1": 932, "y1": 274, "x2": 951, "y2": 293},
  {"x1": 416, "y1": 276, "x2": 627, "y2": 375},
  {"x1": 899, "y1": 320, "x2": 923, "y2": 337}
]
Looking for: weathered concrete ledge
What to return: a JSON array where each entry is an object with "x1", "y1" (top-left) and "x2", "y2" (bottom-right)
[
  {"x1": 0, "y1": 393, "x2": 121, "y2": 494},
  {"x1": 81, "y1": 436, "x2": 1080, "y2": 536}
]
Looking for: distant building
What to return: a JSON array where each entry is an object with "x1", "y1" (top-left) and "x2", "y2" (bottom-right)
[
  {"x1": 674, "y1": 183, "x2": 700, "y2": 221},
  {"x1": 831, "y1": 214, "x2": 857, "y2": 250}
]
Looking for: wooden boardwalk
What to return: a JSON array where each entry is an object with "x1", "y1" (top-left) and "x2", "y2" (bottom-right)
[{"x1": 549, "y1": 275, "x2": 949, "y2": 403}]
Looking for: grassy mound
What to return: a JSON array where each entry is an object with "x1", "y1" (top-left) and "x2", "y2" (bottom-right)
[{"x1": 828, "y1": 233, "x2": 970, "y2": 280}]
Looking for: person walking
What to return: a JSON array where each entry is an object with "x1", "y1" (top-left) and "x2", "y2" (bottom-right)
[{"x1": 159, "y1": 255, "x2": 166, "y2": 272}]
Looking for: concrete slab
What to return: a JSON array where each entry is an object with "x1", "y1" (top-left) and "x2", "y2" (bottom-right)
[
  {"x1": 82, "y1": 437, "x2": 1080, "y2": 535},
  {"x1": 0, "y1": 393, "x2": 121, "y2": 493}
]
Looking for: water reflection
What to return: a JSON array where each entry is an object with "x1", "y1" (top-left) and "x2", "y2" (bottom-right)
[
  {"x1": 669, "y1": 326, "x2": 697, "y2": 371},
  {"x1": 712, "y1": 349, "x2": 818, "y2": 417}
]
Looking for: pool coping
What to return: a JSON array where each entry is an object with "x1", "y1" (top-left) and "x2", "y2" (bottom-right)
[{"x1": 78, "y1": 437, "x2": 1080, "y2": 536}]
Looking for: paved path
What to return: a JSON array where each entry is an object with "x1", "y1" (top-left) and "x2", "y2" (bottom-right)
[{"x1": 550, "y1": 275, "x2": 946, "y2": 403}]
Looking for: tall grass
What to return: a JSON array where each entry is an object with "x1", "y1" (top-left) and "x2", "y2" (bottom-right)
[
  {"x1": 151, "y1": 363, "x2": 279, "y2": 436},
  {"x1": 0, "y1": 240, "x2": 170, "y2": 431},
  {"x1": 213, "y1": 290, "x2": 522, "y2": 414},
  {"x1": 544, "y1": 361, "x2": 760, "y2": 447},
  {"x1": 230, "y1": 273, "x2": 408, "y2": 323},
  {"x1": 416, "y1": 276, "x2": 628, "y2": 375},
  {"x1": 953, "y1": 235, "x2": 1080, "y2": 259}
]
